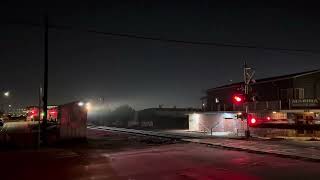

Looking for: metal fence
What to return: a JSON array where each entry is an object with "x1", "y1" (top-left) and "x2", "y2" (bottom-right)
[{"x1": 233, "y1": 100, "x2": 282, "y2": 111}]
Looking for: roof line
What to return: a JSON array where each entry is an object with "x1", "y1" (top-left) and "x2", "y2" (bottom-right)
[{"x1": 207, "y1": 69, "x2": 320, "y2": 92}]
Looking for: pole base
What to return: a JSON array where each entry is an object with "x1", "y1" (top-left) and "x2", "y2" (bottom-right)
[{"x1": 245, "y1": 130, "x2": 250, "y2": 138}]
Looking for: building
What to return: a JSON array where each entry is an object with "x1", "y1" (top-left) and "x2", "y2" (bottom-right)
[
  {"x1": 129, "y1": 107, "x2": 200, "y2": 129},
  {"x1": 203, "y1": 69, "x2": 320, "y2": 112},
  {"x1": 191, "y1": 69, "x2": 320, "y2": 137}
]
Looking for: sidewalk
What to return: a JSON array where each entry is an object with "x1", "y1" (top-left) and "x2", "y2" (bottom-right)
[{"x1": 185, "y1": 138, "x2": 320, "y2": 162}]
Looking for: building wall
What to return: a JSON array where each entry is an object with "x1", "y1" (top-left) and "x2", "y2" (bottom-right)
[
  {"x1": 293, "y1": 72, "x2": 320, "y2": 99},
  {"x1": 189, "y1": 112, "x2": 245, "y2": 135},
  {"x1": 206, "y1": 79, "x2": 293, "y2": 111},
  {"x1": 189, "y1": 112, "x2": 320, "y2": 138},
  {"x1": 58, "y1": 102, "x2": 87, "y2": 139},
  {"x1": 205, "y1": 72, "x2": 320, "y2": 111},
  {"x1": 252, "y1": 79, "x2": 293, "y2": 101},
  {"x1": 206, "y1": 86, "x2": 240, "y2": 111},
  {"x1": 136, "y1": 108, "x2": 193, "y2": 129}
]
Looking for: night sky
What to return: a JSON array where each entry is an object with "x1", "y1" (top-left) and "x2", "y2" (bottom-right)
[{"x1": 1, "y1": 3, "x2": 320, "y2": 109}]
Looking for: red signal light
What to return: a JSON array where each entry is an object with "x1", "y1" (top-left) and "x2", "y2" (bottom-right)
[
  {"x1": 266, "y1": 116, "x2": 271, "y2": 120},
  {"x1": 30, "y1": 109, "x2": 38, "y2": 115},
  {"x1": 232, "y1": 94, "x2": 245, "y2": 104},
  {"x1": 234, "y1": 96, "x2": 242, "y2": 102},
  {"x1": 250, "y1": 118, "x2": 256, "y2": 124}
]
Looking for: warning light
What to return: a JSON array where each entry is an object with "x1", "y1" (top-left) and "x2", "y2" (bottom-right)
[
  {"x1": 232, "y1": 94, "x2": 245, "y2": 104},
  {"x1": 234, "y1": 96, "x2": 242, "y2": 102},
  {"x1": 250, "y1": 118, "x2": 256, "y2": 124},
  {"x1": 266, "y1": 116, "x2": 271, "y2": 120}
]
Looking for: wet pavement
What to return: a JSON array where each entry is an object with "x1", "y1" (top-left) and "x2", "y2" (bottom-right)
[
  {"x1": 186, "y1": 138, "x2": 320, "y2": 161},
  {"x1": 93, "y1": 126, "x2": 320, "y2": 161},
  {"x1": 1, "y1": 128, "x2": 320, "y2": 180}
]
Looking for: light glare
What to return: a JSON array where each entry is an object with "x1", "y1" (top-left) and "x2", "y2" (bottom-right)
[
  {"x1": 86, "y1": 102, "x2": 91, "y2": 110},
  {"x1": 251, "y1": 118, "x2": 256, "y2": 124},
  {"x1": 4, "y1": 91, "x2": 10, "y2": 97}
]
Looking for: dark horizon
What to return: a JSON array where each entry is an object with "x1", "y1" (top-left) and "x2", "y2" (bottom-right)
[{"x1": 1, "y1": 4, "x2": 320, "y2": 109}]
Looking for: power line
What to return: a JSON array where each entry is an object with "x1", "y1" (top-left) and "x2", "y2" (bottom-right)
[{"x1": 4, "y1": 21, "x2": 320, "y2": 54}]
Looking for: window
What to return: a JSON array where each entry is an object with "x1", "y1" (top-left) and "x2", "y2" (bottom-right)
[
  {"x1": 280, "y1": 89, "x2": 287, "y2": 100},
  {"x1": 294, "y1": 88, "x2": 304, "y2": 99},
  {"x1": 280, "y1": 88, "x2": 294, "y2": 99}
]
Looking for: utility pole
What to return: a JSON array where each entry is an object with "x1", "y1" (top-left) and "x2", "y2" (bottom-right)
[
  {"x1": 38, "y1": 86, "x2": 42, "y2": 148},
  {"x1": 243, "y1": 61, "x2": 255, "y2": 138},
  {"x1": 42, "y1": 14, "x2": 48, "y2": 145}
]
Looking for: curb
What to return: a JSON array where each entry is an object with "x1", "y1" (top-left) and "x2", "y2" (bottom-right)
[{"x1": 184, "y1": 139, "x2": 320, "y2": 162}]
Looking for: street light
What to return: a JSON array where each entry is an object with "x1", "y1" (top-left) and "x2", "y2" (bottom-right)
[
  {"x1": 4, "y1": 91, "x2": 10, "y2": 97},
  {"x1": 85, "y1": 102, "x2": 91, "y2": 110},
  {"x1": 78, "y1": 101, "x2": 84, "y2": 107}
]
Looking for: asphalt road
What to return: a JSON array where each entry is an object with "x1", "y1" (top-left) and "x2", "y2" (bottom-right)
[{"x1": 1, "y1": 128, "x2": 320, "y2": 180}]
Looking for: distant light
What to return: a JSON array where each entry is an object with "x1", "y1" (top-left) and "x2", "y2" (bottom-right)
[
  {"x1": 223, "y1": 113, "x2": 234, "y2": 119},
  {"x1": 4, "y1": 91, "x2": 10, "y2": 97},
  {"x1": 215, "y1": 98, "x2": 219, "y2": 103},
  {"x1": 237, "y1": 112, "x2": 242, "y2": 115},
  {"x1": 8, "y1": 105, "x2": 12, "y2": 108},
  {"x1": 251, "y1": 118, "x2": 256, "y2": 124},
  {"x1": 78, "y1": 102, "x2": 84, "y2": 106},
  {"x1": 86, "y1": 102, "x2": 91, "y2": 110},
  {"x1": 267, "y1": 116, "x2": 271, "y2": 120},
  {"x1": 309, "y1": 112, "x2": 314, "y2": 113},
  {"x1": 272, "y1": 111, "x2": 277, "y2": 114},
  {"x1": 202, "y1": 103, "x2": 205, "y2": 106}
]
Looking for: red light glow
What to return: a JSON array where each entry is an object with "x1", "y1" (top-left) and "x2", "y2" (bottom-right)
[
  {"x1": 267, "y1": 116, "x2": 271, "y2": 120},
  {"x1": 234, "y1": 96, "x2": 242, "y2": 102},
  {"x1": 250, "y1": 118, "x2": 256, "y2": 124}
]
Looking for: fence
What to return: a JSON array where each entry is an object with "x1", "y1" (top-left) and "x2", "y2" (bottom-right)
[{"x1": 233, "y1": 100, "x2": 282, "y2": 111}]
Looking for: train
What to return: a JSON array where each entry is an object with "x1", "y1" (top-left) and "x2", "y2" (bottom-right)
[
  {"x1": 26, "y1": 102, "x2": 87, "y2": 140},
  {"x1": 26, "y1": 106, "x2": 58, "y2": 122}
]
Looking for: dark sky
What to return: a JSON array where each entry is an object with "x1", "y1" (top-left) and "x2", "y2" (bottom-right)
[{"x1": 1, "y1": 3, "x2": 320, "y2": 109}]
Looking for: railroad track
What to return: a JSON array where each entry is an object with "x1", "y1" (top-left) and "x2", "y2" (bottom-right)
[{"x1": 87, "y1": 125, "x2": 197, "y2": 140}]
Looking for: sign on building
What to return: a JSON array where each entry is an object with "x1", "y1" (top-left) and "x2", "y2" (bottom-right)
[{"x1": 291, "y1": 99, "x2": 320, "y2": 108}]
